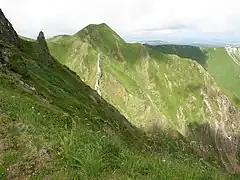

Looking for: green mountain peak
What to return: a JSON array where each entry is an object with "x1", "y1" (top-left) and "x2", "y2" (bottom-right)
[
  {"x1": 84, "y1": 22, "x2": 110, "y2": 29},
  {"x1": 75, "y1": 23, "x2": 125, "y2": 57}
]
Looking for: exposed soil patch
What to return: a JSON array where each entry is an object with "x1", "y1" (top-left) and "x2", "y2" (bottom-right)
[{"x1": 0, "y1": 114, "x2": 56, "y2": 179}]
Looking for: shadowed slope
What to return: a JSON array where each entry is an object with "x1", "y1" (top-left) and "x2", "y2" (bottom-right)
[{"x1": 148, "y1": 44, "x2": 208, "y2": 69}]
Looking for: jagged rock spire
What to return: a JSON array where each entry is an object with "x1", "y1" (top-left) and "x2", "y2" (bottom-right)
[
  {"x1": 37, "y1": 31, "x2": 49, "y2": 52},
  {"x1": 0, "y1": 9, "x2": 19, "y2": 46},
  {"x1": 36, "y1": 31, "x2": 53, "y2": 67}
]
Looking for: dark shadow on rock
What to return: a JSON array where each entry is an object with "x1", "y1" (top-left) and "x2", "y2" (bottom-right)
[
  {"x1": 144, "y1": 118, "x2": 240, "y2": 174},
  {"x1": 0, "y1": 9, "x2": 19, "y2": 47},
  {"x1": 188, "y1": 122, "x2": 240, "y2": 174}
]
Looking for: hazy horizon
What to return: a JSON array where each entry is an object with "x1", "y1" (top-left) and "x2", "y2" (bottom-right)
[{"x1": 2, "y1": 0, "x2": 240, "y2": 45}]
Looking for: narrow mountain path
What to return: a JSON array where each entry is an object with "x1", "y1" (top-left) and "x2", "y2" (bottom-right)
[{"x1": 95, "y1": 53, "x2": 102, "y2": 95}]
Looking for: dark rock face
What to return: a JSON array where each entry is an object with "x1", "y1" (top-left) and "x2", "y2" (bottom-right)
[
  {"x1": 0, "y1": 9, "x2": 19, "y2": 46},
  {"x1": 36, "y1": 31, "x2": 53, "y2": 67},
  {"x1": 37, "y1": 31, "x2": 49, "y2": 52}
]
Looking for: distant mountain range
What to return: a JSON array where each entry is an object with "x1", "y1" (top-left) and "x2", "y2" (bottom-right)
[{"x1": 131, "y1": 39, "x2": 240, "y2": 47}]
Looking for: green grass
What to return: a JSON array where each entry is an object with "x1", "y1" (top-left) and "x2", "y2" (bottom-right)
[
  {"x1": 75, "y1": 23, "x2": 125, "y2": 61},
  {"x1": 206, "y1": 48, "x2": 240, "y2": 103},
  {"x1": 146, "y1": 45, "x2": 240, "y2": 107},
  {"x1": 0, "y1": 70, "x2": 233, "y2": 179}
]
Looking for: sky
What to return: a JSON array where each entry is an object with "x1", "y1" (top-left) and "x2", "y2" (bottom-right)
[{"x1": 1, "y1": 0, "x2": 240, "y2": 43}]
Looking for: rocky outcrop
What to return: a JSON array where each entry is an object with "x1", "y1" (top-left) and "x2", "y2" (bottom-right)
[
  {"x1": 36, "y1": 31, "x2": 53, "y2": 67},
  {"x1": 187, "y1": 82, "x2": 240, "y2": 173},
  {"x1": 37, "y1": 31, "x2": 49, "y2": 52},
  {"x1": 0, "y1": 9, "x2": 19, "y2": 47},
  {"x1": 0, "y1": 10, "x2": 28, "y2": 75}
]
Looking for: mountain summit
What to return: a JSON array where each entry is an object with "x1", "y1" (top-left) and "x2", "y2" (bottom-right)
[
  {"x1": 76, "y1": 23, "x2": 125, "y2": 43},
  {"x1": 74, "y1": 23, "x2": 126, "y2": 61}
]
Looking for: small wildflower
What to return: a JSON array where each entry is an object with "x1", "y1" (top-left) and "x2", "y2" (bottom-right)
[
  {"x1": 32, "y1": 106, "x2": 34, "y2": 109},
  {"x1": 162, "y1": 159, "x2": 166, "y2": 163},
  {"x1": 11, "y1": 95, "x2": 15, "y2": 98},
  {"x1": 37, "y1": 112, "x2": 40, "y2": 115}
]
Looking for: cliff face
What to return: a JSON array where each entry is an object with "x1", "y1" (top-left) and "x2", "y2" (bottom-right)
[
  {"x1": 187, "y1": 78, "x2": 240, "y2": 173},
  {"x1": 0, "y1": 9, "x2": 19, "y2": 47},
  {"x1": 48, "y1": 24, "x2": 240, "y2": 173},
  {"x1": 37, "y1": 31, "x2": 49, "y2": 50},
  {"x1": 36, "y1": 31, "x2": 54, "y2": 67}
]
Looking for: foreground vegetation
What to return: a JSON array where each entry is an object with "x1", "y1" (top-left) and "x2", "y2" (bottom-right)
[{"x1": 0, "y1": 36, "x2": 237, "y2": 179}]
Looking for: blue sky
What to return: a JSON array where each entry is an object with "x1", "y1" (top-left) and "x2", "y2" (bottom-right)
[{"x1": 2, "y1": 0, "x2": 240, "y2": 44}]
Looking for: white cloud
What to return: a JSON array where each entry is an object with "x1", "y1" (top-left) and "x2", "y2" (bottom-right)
[{"x1": 1, "y1": 0, "x2": 240, "y2": 40}]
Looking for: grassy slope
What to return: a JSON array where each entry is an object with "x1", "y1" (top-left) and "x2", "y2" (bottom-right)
[
  {"x1": 99, "y1": 48, "x2": 206, "y2": 133},
  {"x1": 149, "y1": 45, "x2": 240, "y2": 106},
  {"x1": 206, "y1": 48, "x2": 240, "y2": 103},
  {"x1": 0, "y1": 38, "x2": 143, "y2": 179},
  {"x1": 0, "y1": 29, "x2": 235, "y2": 180}
]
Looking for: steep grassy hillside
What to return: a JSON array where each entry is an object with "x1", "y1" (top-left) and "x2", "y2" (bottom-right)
[
  {"x1": 151, "y1": 45, "x2": 240, "y2": 106},
  {"x1": 48, "y1": 23, "x2": 240, "y2": 174},
  {"x1": 1, "y1": 9, "x2": 237, "y2": 179},
  {"x1": 206, "y1": 47, "x2": 240, "y2": 103}
]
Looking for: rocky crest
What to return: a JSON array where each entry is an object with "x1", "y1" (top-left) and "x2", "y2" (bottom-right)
[
  {"x1": 37, "y1": 31, "x2": 49, "y2": 52},
  {"x1": 36, "y1": 31, "x2": 54, "y2": 67},
  {"x1": 0, "y1": 9, "x2": 19, "y2": 46}
]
